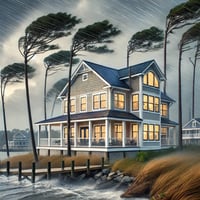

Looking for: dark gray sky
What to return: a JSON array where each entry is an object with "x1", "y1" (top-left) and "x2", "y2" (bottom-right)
[{"x1": 1, "y1": 0, "x2": 199, "y2": 130}]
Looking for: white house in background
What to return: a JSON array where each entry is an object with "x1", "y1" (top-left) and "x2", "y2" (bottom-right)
[
  {"x1": 36, "y1": 59, "x2": 178, "y2": 159},
  {"x1": 182, "y1": 118, "x2": 200, "y2": 145}
]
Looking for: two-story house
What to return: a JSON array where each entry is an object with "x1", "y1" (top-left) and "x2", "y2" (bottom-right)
[
  {"x1": 182, "y1": 118, "x2": 200, "y2": 145},
  {"x1": 36, "y1": 59, "x2": 177, "y2": 159}
]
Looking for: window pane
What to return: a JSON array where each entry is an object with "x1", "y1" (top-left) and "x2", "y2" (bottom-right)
[
  {"x1": 154, "y1": 125, "x2": 160, "y2": 140},
  {"x1": 143, "y1": 95, "x2": 148, "y2": 110},
  {"x1": 93, "y1": 95, "x2": 99, "y2": 109},
  {"x1": 100, "y1": 93, "x2": 107, "y2": 109},
  {"x1": 132, "y1": 94, "x2": 139, "y2": 111},
  {"x1": 154, "y1": 97, "x2": 160, "y2": 112},
  {"x1": 149, "y1": 124, "x2": 154, "y2": 140},
  {"x1": 81, "y1": 97, "x2": 86, "y2": 111},
  {"x1": 161, "y1": 103, "x2": 168, "y2": 116},
  {"x1": 71, "y1": 99, "x2": 75, "y2": 112},
  {"x1": 143, "y1": 74, "x2": 148, "y2": 85},
  {"x1": 114, "y1": 93, "x2": 125, "y2": 109},
  {"x1": 148, "y1": 72, "x2": 154, "y2": 86},
  {"x1": 154, "y1": 76, "x2": 159, "y2": 87},
  {"x1": 143, "y1": 124, "x2": 148, "y2": 140},
  {"x1": 148, "y1": 96, "x2": 154, "y2": 111}
]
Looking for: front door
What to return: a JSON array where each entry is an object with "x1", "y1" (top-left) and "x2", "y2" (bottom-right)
[{"x1": 80, "y1": 127, "x2": 89, "y2": 145}]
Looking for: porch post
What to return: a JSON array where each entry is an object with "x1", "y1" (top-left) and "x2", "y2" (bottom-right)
[
  {"x1": 74, "y1": 122, "x2": 77, "y2": 147},
  {"x1": 60, "y1": 124, "x2": 63, "y2": 146},
  {"x1": 139, "y1": 123, "x2": 143, "y2": 147},
  {"x1": 89, "y1": 121, "x2": 92, "y2": 147},
  {"x1": 105, "y1": 119, "x2": 109, "y2": 147},
  {"x1": 48, "y1": 125, "x2": 51, "y2": 146},
  {"x1": 37, "y1": 125, "x2": 41, "y2": 147},
  {"x1": 122, "y1": 121, "x2": 126, "y2": 147}
]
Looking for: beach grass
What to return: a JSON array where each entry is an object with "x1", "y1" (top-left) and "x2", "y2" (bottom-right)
[{"x1": 121, "y1": 152, "x2": 200, "y2": 199}]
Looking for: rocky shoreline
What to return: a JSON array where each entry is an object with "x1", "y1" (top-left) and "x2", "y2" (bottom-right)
[{"x1": 60, "y1": 168, "x2": 135, "y2": 191}]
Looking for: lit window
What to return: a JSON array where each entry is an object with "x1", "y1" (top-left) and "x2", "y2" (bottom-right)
[
  {"x1": 154, "y1": 125, "x2": 160, "y2": 140},
  {"x1": 114, "y1": 124, "x2": 123, "y2": 141},
  {"x1": 64, "y1": 99, "x2": 76, "y2": 113},
  {"x1": 161, "y1": 103, "x2": 168, "y2": 117},
  {"x1": 143, "y1": 95, "x2": 148, "y2": 110},
  {"x1": 143, "y1": 124, "x2": 148, "y2": 140},
  {"x1": 154, "y1": 97, "x2": 160, "y2": 112},
  {"x1": 143, "y1": 71, "x2": 159, "y2": 88},
  {"x1": 143, "y1": 124, "x2": 160, "y2": 141},
  {"x1": 132, "y1": 124, "x2": 139, "y2": 144},
  {"x1": 70, "y1": 99, "x2": 76, "y2": 113},
  {"x1": 94, "y1": 125, "x2": 105, "y2": 142},
  {"x1": 132, "y1": 94, "x2": 139, "y2": 111},
  {"x1": 64, "y1": 126, "x2": 74, "y2": 139},
  {"x1": 93, "y1": 93, "x2": 107, "y2": 110},
  {"x1": 114, "y1": 93, "x2": 125, "y2": 110},
  {"x1": 143, "y1": 94, "x2": 160, "y2": 113},
  {"x1": 80, "y1": 96, "x2": 87, "y2": 111},
  {"x1": 148, "y1": 96, "x2": 154, "y2": 111}
]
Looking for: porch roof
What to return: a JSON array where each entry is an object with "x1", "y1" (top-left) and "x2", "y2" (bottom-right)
[
  {"x1": 36, "y1": 110, "x2": 142, "y2": 125},
  {"x1": 161, "y1": 117, "x2": 178, "y2": 127}
]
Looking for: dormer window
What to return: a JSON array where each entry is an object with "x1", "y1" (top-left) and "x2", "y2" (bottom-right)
[
  {"x1": 143, "y1": 71, "x2": 159, "y2": 88},
  {"x1": 82, "y1": 73, "x2": 88, "y2": 81}
]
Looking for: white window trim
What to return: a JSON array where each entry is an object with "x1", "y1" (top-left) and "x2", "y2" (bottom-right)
[
  {"x1": 82, "y1": 73, "x2": 88, "y2": 81},
  {"x1": 80, "y1": 95, "x2": 87, "y2": 112},
  {"x1": 114, "y1": 91, "x2": 126, "y2": 111},
  {"x1": 92, "y1": 92, "x2": 107, "y2": 111},
  {"x1": 63, "y1": 97, "x2": 76, "y2": 114}
]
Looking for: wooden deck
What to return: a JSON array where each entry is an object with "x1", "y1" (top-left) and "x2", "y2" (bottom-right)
[{"x1": 0, "y1": 164, "x2": 108, "y2": 176}]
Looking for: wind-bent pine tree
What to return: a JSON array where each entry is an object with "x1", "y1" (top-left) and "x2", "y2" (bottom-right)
[
  {"x1": 43, "y1": 50, "x2": 79, "y2": 120},
  {"x1": 18, "y1": 12, "x2": 81, "y2": 162},
  {"x1": 0, "y1": 63, "x2": 35, "y2": 157},
  {"x1": 178, "y1": 22, "x2": 200, "y2": 150},
  {"x1": 47, "y1": 78, "x2": 68, "y2": 117},
  {"x1": 127, "y1": 26, "x2": 164, "y2": 87},
  {"x1": 65, "y1": 20, "x2": 121, "y2": 156},
  {"x1": 164, "y1": 0, "x2": 200, "y2": 94},
  {"x1": 189, "y1": 41, "x2": 200, "y2": 119}
]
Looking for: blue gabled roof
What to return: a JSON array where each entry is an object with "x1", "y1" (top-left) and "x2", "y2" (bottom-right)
[
  {"x1": 118, "y1": 60, "x2": 154, "y2": 78},
  {"x1": 84, "y1": 60, "x2": 129, "y2": 89}
]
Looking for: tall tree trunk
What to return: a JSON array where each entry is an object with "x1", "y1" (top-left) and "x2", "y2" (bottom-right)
[
  {"x1": 24, "y1": 55, "x2": 38, "y2": 162},
  {"x1": 178, "y1": 43, "x2": 183, "y2": 150},
  {"x1": 163, "y1": 28, "x2": 168, "y2": 94},
  {"x1": 67, "y1": 47, "x2": 73, "y2": 157},
  {"x1": 44, "y1": 68, "x2": 48, "y2": 120},
  {"x1": 0, "y1": 83, "x2": 9, "y2": 157},
  {"x1": 190, "y1": 41, "x2": 199, "y2": 119}
]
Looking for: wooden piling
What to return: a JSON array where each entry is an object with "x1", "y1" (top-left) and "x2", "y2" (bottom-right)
[
  {"x1": 6, "y1": 161, "x2": 10, "y2": 177},
  {"x1": 32, "y1": 162, "x2": 35, "y2": 183},
  {"x1": 101, "y1": 157, "x2": 104, "y2": 169},
  {"x1": 18, "y1": 162, "x2": 22, "y2": 181},
  {"x1": 47, "y1": 161, "x2": 51, "y2": 180},
  {"x1": 86, "y1": 159, "x2": 90, "y2": 175},
  {"x1": 71, "y1": 160, "x2": 75, "y2": 177},
  {"x1": 61, "y1": 160, "x2": 65, "y2": 171}
]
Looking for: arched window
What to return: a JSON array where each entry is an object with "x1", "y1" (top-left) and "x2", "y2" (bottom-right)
[{"x1": 143, "y1": 71, "x2": 159, "y2": 88}]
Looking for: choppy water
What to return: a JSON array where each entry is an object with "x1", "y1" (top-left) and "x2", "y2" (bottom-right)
[
  {"x1": 0, "y1": 175, "x2": 148, "y2": 200},
  {"x1": 0, "y1": 152, "x2": 148, "y2": 200}
]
